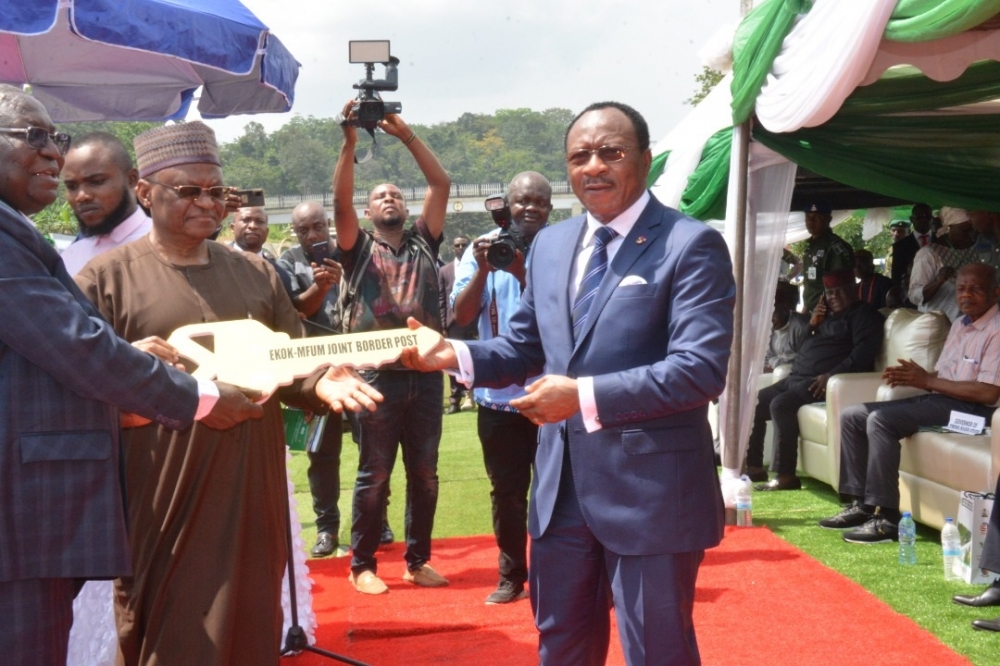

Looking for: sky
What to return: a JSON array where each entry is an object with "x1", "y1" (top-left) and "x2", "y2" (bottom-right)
[{"x1": 202, "y1": 0, "x2": 741, "y2": 146}]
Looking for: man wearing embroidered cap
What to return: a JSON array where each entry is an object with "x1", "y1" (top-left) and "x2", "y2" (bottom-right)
[
  {"x1": 74, "y1": 121, "x2": 382, "y2": 665},
  {"x1": 746, "y1": 268, "x2": 884, "y2": 490},
  {"x1": 908, "y1": 206, "x2": 979, "y2": 322},
  {"x1": 801, "y1": 202, "x2": 854, "y2": 311}
]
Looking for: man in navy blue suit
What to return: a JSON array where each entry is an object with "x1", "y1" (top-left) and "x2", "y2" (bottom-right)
[{"x1": 403, "y1": 102, "x2": 735, "y2": 665}]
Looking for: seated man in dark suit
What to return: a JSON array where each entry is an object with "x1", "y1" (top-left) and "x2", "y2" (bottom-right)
[
  {"x1": 821, "y1": 263, "x2": 1000, "y2": 544},
  {"x1": 855, "y1": 249, "x2": 892, "y2": 310},
  {"x1": 746, "y1": 268, "x2": 884, "y2": 491}
]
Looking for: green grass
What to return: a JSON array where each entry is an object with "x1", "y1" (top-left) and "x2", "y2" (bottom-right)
[
  {"x1": 288, "y1": 410, "x2": 493, "y2": 551},
  {"x1": 748, "y1": 477, "x2": 995, "y2": 666},
  {"x1": 287, "y1": 418, "x2": 994, "y2": 665}
]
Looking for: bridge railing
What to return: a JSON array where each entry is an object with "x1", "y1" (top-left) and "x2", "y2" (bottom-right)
[{"x1": 264, "y1": 181, "x2": 573, "y2": 209}]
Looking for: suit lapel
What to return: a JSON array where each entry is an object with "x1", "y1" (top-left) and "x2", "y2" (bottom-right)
[{"x1": 572, "y1": 198, "x2": 669, "y2": 353}]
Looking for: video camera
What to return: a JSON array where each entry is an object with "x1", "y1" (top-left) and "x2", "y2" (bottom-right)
[
  {"x1": 484, "y1": 194, "x2": 529, "y2": 270},
  {"x1": 347, "y1": 40, "x2": 401, "y2": 131}
]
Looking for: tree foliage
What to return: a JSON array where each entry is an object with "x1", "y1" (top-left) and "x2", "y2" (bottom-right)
[
  {"x1": 218, "y1": 108, "x2": 575, "y2": 197},
  {"x1": 686, "y1": 67, "x2": 725, "y2": 107},
  {"x1": 33, "y1": 109, "x2": 579, "y2": 245}
]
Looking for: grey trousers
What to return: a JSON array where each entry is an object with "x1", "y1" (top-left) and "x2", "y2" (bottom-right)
[{"x1": 839, "y1": 394, "x2": 994, "y2": 510}]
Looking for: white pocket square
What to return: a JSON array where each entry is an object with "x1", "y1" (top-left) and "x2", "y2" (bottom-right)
[{"x1": 619, "y1": 275, "x2": 647, "y2": 286}]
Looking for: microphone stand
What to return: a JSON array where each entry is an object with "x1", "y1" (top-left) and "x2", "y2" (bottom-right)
[{"x1": 279, "y1": 454, "x2": 368, "y2": 665}]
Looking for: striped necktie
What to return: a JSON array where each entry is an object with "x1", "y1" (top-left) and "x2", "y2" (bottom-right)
[{"x1": 572, "y1": 225, "x2": 619, "y2": 339}]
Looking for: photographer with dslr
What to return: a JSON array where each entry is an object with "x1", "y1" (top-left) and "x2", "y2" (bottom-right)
[
  {"x1": 333, "y1": 99, "x2": 451, "y2": 595},
  {"x1": 451, "y1": 171, "x2": 552, "y2": 604}
]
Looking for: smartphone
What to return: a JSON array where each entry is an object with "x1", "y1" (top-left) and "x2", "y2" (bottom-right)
[
  {"x1": 311, "y1": 241, "x2": 331, "y2": 263},
  {"x1": 236, "y1": 188, "x2": 265, "y2": 207}
]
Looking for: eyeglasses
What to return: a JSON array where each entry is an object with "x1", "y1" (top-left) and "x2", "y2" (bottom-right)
[
  {"x1": 566, "y1": 145, "x2": 631, "y2": 167},
  {"x1": 0, "y1": 126, "x2": 72, "y2": 155},
  {"x1": 146, "y1": 178, "x2": 230, "y2": 201}
]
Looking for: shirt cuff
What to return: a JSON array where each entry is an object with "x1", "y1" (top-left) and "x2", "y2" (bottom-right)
[
  {"x1": 194, "y1": 377, "x2": 220, "y2": 421},
  {"x1": 451, "y1": 340, "x2": 475, "y2": 387},
  {"x1": 578, "y1": 376, "x2": 601, "y2": 432}
]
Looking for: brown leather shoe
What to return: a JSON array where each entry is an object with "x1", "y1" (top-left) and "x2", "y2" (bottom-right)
[
  {"x1": 403, "y1": 564, "x2": 449, "y2": 587},
  {"x1": 349, "y1": 570, "x2": 389, "y2": 595}
]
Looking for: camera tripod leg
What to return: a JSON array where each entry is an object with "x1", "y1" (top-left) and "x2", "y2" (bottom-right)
[{"x1": 279, "y1": 455, "x2": 369, "y2": 666}]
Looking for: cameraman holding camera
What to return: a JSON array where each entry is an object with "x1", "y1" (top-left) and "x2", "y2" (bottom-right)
[
  {"x1": 451, "y1": 171, "x2": 553, "y2": 604},
  {"x1": 332, "y1": 99, "x2": 451, "y2": 595}
]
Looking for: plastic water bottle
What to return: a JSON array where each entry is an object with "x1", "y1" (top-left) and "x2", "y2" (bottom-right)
[
  {"x1": 736, "y1": 475, "x2": 753, "y2": 527},
  {"x1": 941, "y1": 517, "x2": 961, "y2": 581},
  {"x1": 898, "y1": 512, "x2": 917, "y2": 565}
]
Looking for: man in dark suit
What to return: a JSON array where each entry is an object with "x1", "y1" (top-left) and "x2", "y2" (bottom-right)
[
  {"x1": 890, "y1": 203, "x2": 934, "y2": 292},
  {"x1": 438, "y1": 234, "x2": 476, "y2": 413},
  {"x1": 0, "y1": 86, "x2": 266, "y2": 665},
  {"x1": 403, "y1": 101, "x2": 735, "y2": 665}
]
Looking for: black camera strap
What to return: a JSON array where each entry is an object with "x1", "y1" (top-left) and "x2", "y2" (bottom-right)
[
  {"x1": 489, "y1": 281, "x2": 500, "y2": 338},
  {"x1": 354, "y1": 127, "x2": 378, "y2": 165}
]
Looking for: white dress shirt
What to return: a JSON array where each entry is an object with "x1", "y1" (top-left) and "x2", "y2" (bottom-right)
[{"x1": 453, "y1": 191, "x2": 651, "y2": 432}]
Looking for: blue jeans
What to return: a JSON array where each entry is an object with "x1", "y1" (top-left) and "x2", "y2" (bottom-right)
[{"x1": 350, "y1": 370, "x2": 443, "y2": 575}]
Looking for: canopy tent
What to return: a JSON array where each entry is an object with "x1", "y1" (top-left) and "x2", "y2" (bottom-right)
[
  {"x1": 0, "y1": 0, "x2": 300, "y2": 121},
  {"x1": 648, "y1": 0, "x2": 1000, "y2": 499}
]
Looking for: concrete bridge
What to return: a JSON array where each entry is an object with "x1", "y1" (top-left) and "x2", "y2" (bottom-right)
[{"x1": 261, "y1": 181, "x2": 583, "y2": 224}]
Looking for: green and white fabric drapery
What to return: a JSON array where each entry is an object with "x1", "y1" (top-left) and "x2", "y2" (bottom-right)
[
  {"x1": 651, "y1": 0, "x2": 1000, "y2": 218},
  {"x1": 649, "y1": 0, "x2": 1000, "y2": 486}
]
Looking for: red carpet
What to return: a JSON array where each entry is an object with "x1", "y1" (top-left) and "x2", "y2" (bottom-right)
[{"x1": 284, "y1": 528, "x2": 970, "y2": 666}]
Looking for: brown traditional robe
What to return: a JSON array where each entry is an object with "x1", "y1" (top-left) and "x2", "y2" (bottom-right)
[{"x1": 75, "y1": 238, "x2": 322, "y2": 666}]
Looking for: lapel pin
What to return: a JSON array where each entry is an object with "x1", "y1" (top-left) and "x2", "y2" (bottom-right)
[{"x1": 636, "y1": 236, "x2": 647, "y2": 245}]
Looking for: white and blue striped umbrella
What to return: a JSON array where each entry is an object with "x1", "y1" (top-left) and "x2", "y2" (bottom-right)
[{"x1": 0, "y1": 0, "x2": 299, "y2": 122}]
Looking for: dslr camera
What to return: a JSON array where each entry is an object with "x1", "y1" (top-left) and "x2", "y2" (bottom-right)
[
  {"x1": 484, "y1": 194, "x2": 529, "y2": 270},
  {"x1": 346, "y1": 40, "x2": 401, "y2": 130}
]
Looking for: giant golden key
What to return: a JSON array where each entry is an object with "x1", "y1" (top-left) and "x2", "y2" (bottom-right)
[{"x1": 166, "y1": 319, "x2": 442, "y2": 394}]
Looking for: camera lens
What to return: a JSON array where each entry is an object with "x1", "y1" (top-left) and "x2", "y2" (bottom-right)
[{"x1": 487, "y1": 239, "x2": 515, "y2": 269}]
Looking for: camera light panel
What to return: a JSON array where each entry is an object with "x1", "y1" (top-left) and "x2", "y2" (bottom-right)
[{"x1": 349, "y1": 40, "x2": 391, "y2": 64}]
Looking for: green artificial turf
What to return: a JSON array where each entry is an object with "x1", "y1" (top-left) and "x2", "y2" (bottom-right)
[
  {"x1": 287, "y1": 418, "x2": 995, "y2": 665},
  {"x1": 748, "y1": 476, "x2": 996, "y2": 666}
]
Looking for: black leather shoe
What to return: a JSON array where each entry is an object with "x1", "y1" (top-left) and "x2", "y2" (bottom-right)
[
  {"x1": 445, "y1": 405, "x2": 460, "y2": 415},
  {"x1": 754, "y1": 477, "x2": 802, "y2": 491},
  {"x1": 954, "y1": 580, "x2": 1000, "y2": 607},
  {"x1": 310, "y1": 532, "x2": 337, "y2": 558},
  {"x1": 972, "y1": 617, "x2": 1000, "y2": 631},
  {"x1": 744, "y1": 467, "x2": 769, "y2": 483}
]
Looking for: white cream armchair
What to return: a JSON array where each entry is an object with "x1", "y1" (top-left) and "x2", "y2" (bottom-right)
[{"x1": 795, "y1": 309, "x2": 951, "y2": 492}]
